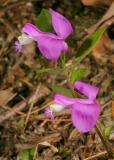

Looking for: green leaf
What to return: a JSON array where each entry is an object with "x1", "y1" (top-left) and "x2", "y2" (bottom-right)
[
  {"x1": 76, "y1": 27, "x2": 107, "y2": 62},
  {"x1": 52, "y1": 85, "x2": 73, "y2": 97},
  {"x1": 16, "y1": 118, "x2": 24, "y2": 129},
  {"x1": 70, "y1": 68, "x2": 86, "y2": 83},
  {"x1": 104, "y1": 126, "x2": 113, "y2": 137},
  {"x1": 20, "y1": 149, "x2": 29, "y2": 160},
  {"x1": 29, "y1": 148, "x2": 36, "y2": 157},
  {"x1": 60, "y1": 53, "x2": 66, "y2": 67},
  {"x1": 35, "y1": 9, "x2": 52, "y2": 32},
  {"x1": 59, "y1": 149, "x2": 71, "y2": 159},
  {"x1": 112, "y1": 91, "x2": 114, "y2": 96}
]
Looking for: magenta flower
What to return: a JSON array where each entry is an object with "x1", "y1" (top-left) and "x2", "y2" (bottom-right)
[
  {"x1": 45, "y1": 81, "x2": 101, "y2": 133},
  {"x1": 15, "y1": 9, "x2": 73, "y2": 60}
]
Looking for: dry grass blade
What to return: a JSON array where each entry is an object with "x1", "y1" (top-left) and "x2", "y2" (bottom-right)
[
  {"x1": 16, "y1": 133, "x2": 62, "y2": 150},
  {"x1": 0, "y1": 84, "x2": 50, "y2": 123},
  {"x1": 84, "y1": 151, "x2": 107, "y2": 160},
  {"x1": 39, "y1": 141, "x2": 58, "y2": 153},
  {"x1": 0, "y1": 101, "x2": 26, "y2": 123},
  {"x1": 24, "y1": 83, "x2": 41, "y2": 126}
]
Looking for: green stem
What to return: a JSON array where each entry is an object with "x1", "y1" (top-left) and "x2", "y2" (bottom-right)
[{"x1": 36, "y1": 67, "x2": 66, "y2": 76}]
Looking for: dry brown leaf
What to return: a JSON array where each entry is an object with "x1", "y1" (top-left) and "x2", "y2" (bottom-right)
[
  {"x1": 39, "y1": 141, "x2": 58, "y2": 153},
  {"x1": 16, "y1": 133, "x2": 62, "y2": 150},
  {"x1": 87, "y1": 2, "x2": 114, "y2": 34},
  {"x1": 92, "y1": 32, "x2": 114, "y2": 64},
  {"x1": 0, "y1": 89, "x2": 14, "y2": 106},
  {"x1": 81, "y1": 0, "x2": 113, "y2": 6},
  {"x1": 0, "y1": 157, "x2": 11, "y2": 160},
  {"x1": 82, "y1": 1, "x2": 114, "y2": 65}
]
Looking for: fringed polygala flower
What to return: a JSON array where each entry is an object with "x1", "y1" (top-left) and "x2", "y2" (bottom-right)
[
  {"x1": 45, "y1": 81, "x2": 101, "y2": 133},
  {"x1": 14, "y1": 9, "x2": 73, "y2": 61}
]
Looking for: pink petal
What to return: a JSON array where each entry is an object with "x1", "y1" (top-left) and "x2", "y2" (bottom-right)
[
  {"x1": 44, "y1": 107, "x2": 55, "y2": 120},
  {"x1": 22, "y1": 23, "x2": 68, "y2": 60},
  {"x1": 22, "y1": 23, "x2": 41, "y2": 41},
  {"x1": 14, "y1": 41, "x2": 23, "y2": 52},
  {"x1": 37, "y1": 34, "x2": 68, "y2": 61},
  {"x1": 54, "y1": 94, "x2": 93, "y2": 107},
  {"x1": 49, "y1": 8, "x2": 73, "y2": 39},
  {"x1": 71, "y1": 102, "x2": 101, "y2": 133},
  {"x1": 22, "y1": 23, "x2": 61, "y2": 40},
  {"x1": 74, "y1": 81, "x2": 99, "y2": 100},
  {"x1": 54, "y1": 94, "x2": 76, "y2": 107}
]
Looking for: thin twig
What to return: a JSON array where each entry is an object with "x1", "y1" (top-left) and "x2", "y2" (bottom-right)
[
  {"x1": 31, "y1": 100, "x2": 53, "y2": 114},
  {"x1": 1, "y1": 105, "x2": 26, "y2": 116},
  {"x1": 24, "y1": 83, "x2": 41, "y2": 127},
  {"x1": 84, "y1": 151, "x2": 107, "y2": 160},
  {"x1": 0, "y1": 101, "x2": 26, "y2": 123}
]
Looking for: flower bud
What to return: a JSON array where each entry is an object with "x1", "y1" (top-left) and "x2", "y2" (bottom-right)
[
  {"x1": 50, "y1": 103, "x2": 64, "y2": 112},
  {"x1": 18, "y1": 33, "x2": 33, "y2": 45}
]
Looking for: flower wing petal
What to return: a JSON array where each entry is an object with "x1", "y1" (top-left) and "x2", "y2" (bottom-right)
[
  {"x1": 71, "y1": 102, "x2": 101, "y2": 133},
  {"x1": 54, "y1": 94, "x2": 77, "y2": 106},
  {"x1": 37, "y1": 34, "x2": 68, "y2": 61},
  {"x1": 74, "y1": 80, "x2": 99, "y2": 100},
  {"x1": 54, "y1": 94, "x2": 93, "y2": 107},
  {"x1": 22, "y1": 23, "x2": 41, "y2": 41},
  {"x1": 49, "y1": 8, "x2": 73, "y2": 39}
]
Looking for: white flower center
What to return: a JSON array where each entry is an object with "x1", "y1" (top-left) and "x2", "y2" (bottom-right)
[
  {"x1": 50, "y1": 103, "x2": 64, "y2": 112},
  {"x1": 18, "y1": 33, "x2": 33, "y2": 45}
]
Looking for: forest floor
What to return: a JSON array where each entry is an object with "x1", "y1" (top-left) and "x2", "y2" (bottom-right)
[{"x1": 0, "y1": 0, "x2": 114, "y2": 159}]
